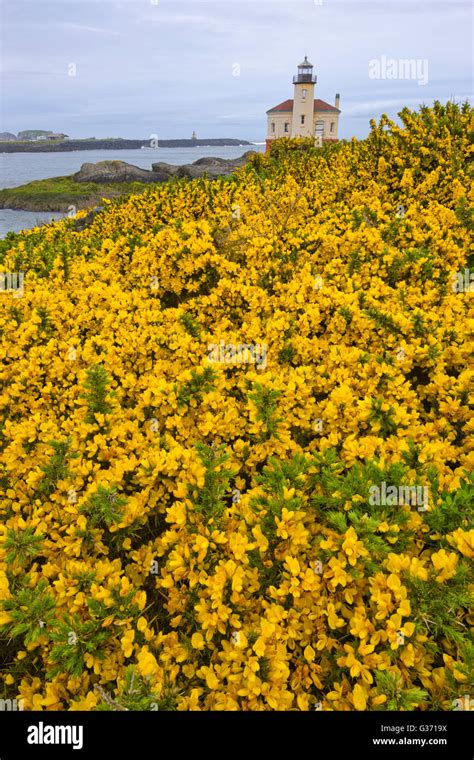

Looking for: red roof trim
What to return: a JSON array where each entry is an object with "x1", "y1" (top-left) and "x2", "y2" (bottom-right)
[{"x1": 266, "y1": 98, "x2": 340, "y2": 114}]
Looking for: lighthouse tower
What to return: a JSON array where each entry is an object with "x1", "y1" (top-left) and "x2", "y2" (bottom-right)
[
  {"x1": 265, "y1": 57, "x2": 341, "y2": 150},
  {"x1": 291, "y1": 57, "x2": 317, "y2": 138}
]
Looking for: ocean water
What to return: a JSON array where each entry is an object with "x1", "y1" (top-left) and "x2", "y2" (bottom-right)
[{"x1": 0, "y1": 143, "x2": 264, "y2": 238}]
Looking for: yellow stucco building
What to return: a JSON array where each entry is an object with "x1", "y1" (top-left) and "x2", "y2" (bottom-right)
[{"x1": 266, "y1": 57, "x2": 340, "y2": 149}]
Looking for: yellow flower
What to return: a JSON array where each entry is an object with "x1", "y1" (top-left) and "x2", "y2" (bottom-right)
[
  {"x1": 353, "y1": 683, "x2": 367, "y2": 711},
  {"x1": 284, "y1": 556, "x2": 300, "y2": 576},
  {"x1": 137, "y1": 648, "x2": 160, "y2": 678},
  {"x1": 304, "y1": 645, "x2": 315, "y2": 663},
  {"x1": 121, "y1": 629, "x2": 135, "y2": 658},
  {"x1": 342, "y1": 527, "x2": 368, "y2": 566},
  {"x1": 431, "y1": 549, "x2": 458, "y2": 582},
  {"x1": 191, "y1": 632, "x2": 205, "y2": 650}
]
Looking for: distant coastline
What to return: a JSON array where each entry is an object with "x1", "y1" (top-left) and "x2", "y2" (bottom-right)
[{"x1": 0, "y1": 137, "x2": 253, "y2": 153}]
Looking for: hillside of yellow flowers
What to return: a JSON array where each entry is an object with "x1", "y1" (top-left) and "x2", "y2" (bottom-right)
[{"x1": 0, "y1": 101, "x2": 473, "y2": 712}]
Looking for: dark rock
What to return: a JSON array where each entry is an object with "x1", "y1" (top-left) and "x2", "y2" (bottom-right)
[
  {"x1": 151, "y1": 151, "x2": 256, "y2": 181},
  {"x1": 73, "y1": 160, "x2": 168, "y2": 184},
  {"x1": 149, "y1": 162, "x2": 181, "y2": 177}
]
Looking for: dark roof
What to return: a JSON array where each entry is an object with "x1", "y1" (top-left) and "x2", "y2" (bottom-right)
[
  {"x1": 266, "y1": 98, "x2": 340, "y2": 114},
  {"x1": 298, "y1": 56, "x2": 313, "y2": 67}
]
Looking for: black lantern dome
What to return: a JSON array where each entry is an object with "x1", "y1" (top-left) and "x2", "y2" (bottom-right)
[{"x1": 293, "y1": 56, "x2": 317, "y2": 84}]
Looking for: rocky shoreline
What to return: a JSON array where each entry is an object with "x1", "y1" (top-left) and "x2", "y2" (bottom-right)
[{"x1": 0, "y1": 152, "x2": 256, "y2": 212}]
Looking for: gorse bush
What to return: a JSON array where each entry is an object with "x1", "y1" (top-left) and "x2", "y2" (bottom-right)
[{"x1": 0, "y1": 102, "x2": 472, "y2": 711}]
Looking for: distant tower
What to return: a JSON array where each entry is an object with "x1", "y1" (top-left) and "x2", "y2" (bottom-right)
[
  {"x1": 291, "y1": 56, "x2": 317, "y2": 138},
  {"x1": 191, "y1": 130, "x2": 197, "y2": 140}
]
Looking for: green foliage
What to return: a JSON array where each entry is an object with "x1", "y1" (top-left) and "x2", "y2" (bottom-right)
[
  {"x1": 4, "y1": 526, "x2": 44, "y2": 566},
  {"x1": 425, "y1": 472, "x2": 474, "y2": 535},
  {"x1": 1, "y1": 579, "x2": 56, "y2": 645},
  {"x1": 0, "y1": 176, "x2": 152, "y2": 213},
  {"x1": 93, "y1": 666, "x2": 176, "y2": 711},
  {"x1": 176, "y1": 366, "x2": 217, "y2": 407},
  {"x1": 79, "y1": 486, "x2": 127, "y2": 528},
  {"x1": 248, "y1": 383, "x2": 282, "y2": 440},
  {"x1": 369, "y1": 397, "x2": 398, "y2": 438},
  {"x1": 365, "y1": 306, "x2": 401, "y2": 335},
  {"x1": 191, "y1": 443, "x2": 235, "y2": 520},
  {"x1": 37, "y1": 438, "x2": 77, "y2": 496},
  {"x1": 254, "y1": 455, "x2": 308, "y2": 513},
  {"x1": 179, "y1": 310, "x2": 201, "y2": 338},
  {"x1": 49, "y1": 612, "x2": 110, "y2": 677},
  {"x1": 407, "y1": 572, "x2": 473, "y2": 646},
  {"x1": 80, "y1": 363, "x2": 115, "y2": 424},
  {"x1": 374, "y1": 671, "x2": 428, "y2": 710}
]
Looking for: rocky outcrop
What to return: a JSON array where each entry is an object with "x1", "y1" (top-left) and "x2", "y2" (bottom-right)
[
  {"x1": 151, "y1": 151, "x2": 255, "y2": 180},
  {"x1": 72, "y1": 161, "x2": 169, "y2": 184},
  {"x1": 72, "y1": 152, "x2": 256, "y2": 185}
]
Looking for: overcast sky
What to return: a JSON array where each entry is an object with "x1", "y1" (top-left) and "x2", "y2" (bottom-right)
[{"x1": 1, "y1": 0, "x2": 472, "y2": 140}]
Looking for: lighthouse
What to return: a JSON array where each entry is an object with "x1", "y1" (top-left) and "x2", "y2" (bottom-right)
[
  {"x1": 291, "y1": 57, "x2": 317, "y2": 138},
  {"x1": 266, "y1": 57, "x2": 341, "y2": 150}
]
